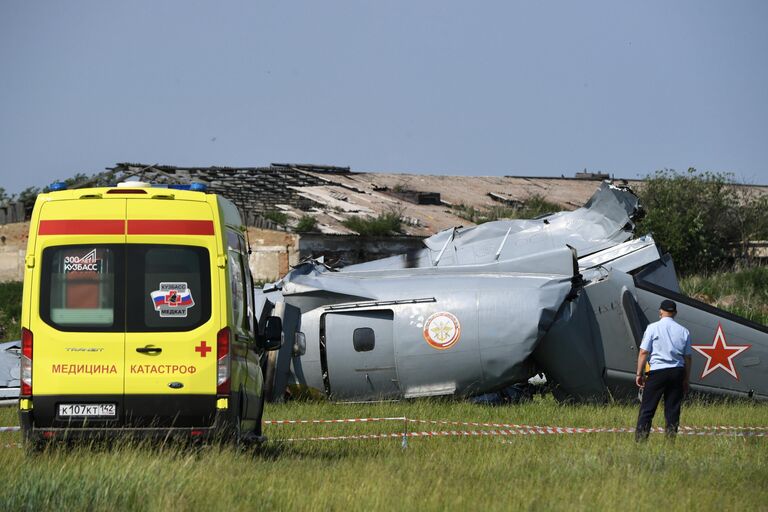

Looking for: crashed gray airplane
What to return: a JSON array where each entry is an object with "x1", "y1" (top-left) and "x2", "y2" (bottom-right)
[
  {"x1": 0, "y1": 340, "x2": 21, "y2": 405},
  {"x1": 260, "y1": 182, "x2": 768, "y2": 403}
]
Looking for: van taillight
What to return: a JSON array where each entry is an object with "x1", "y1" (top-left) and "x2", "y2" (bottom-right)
[
  {"x1": 216, "y1": 327, "x2": 231, "y2": 394},
  {"x1": 21, "y1": 328, "x2": 32, "y2": 396}
]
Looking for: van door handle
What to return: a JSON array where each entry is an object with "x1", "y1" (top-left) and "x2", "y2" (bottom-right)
[{"x1": 136, "y1": 346, "x2": 162, "y2": 354}]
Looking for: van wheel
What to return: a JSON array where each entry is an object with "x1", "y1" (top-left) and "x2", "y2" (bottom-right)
[
  {"x1": 231, "y1": 390, "x2": 247, "y2": 449},
  {"x1": 25, "y1": 442, "x2": 46, "y2": 454},
  {"x1": 237, "y1": 393, "x2": 265, "y2": 446},
  {"x1": 23, "y1": 433, "x2": 47, "y2": 454},
  {"x1": 234, "y1": 422, "x2": 244, "y2": 450},
  {"x1": 231, "y1": 391, "x2": 263, "y2": 448},
  {"x1": 252, "y1": 392, "x2": 265, "y2": 438}
]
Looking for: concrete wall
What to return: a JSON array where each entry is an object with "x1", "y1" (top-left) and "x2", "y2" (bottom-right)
[
  {"x1": 249, "y1": 245, "x2": 301, "y2": 284},
  {"x1": 0, "y1": 202, "x2": 26, "y2": 225},
  {"x1": 0, "y1": 246, "x2": 25, "y2": 282}
]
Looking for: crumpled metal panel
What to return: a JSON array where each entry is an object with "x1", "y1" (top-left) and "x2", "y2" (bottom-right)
[
  {"x1": 475, "y1": 277, "x2": 574, "y2": 391},
  {"x1": 578, "y1": 235, "x2": 659, "y2": 273},
  {"x1": 346, "y1": 182, "x2": 640, "y2": 272},
  {"x1": 0, "y1": 340, "x2": 21, "y2": 391},
  {"x1": 533, "y1": 294, "x2": 608, "y2": 402}
]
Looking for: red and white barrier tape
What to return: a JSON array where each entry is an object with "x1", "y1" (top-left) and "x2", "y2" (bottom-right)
[
  {"x1": 264, "y1": 417, "x2": 407, "y2": 425},
  {"x1": 264, "y1": 416, "x2": 768, "y2": 441},
  {"x1": 1, "y1": 417, "x2": 766, "y2": 442},
  {"x1": 410, "y1": 419, "x2": 768, "y2": 432},
  {"x1": 265, "y1": 417, "x2": 768, "y2": 432},
  {"x1": 276, "y1": 428, "x2": 767, "y2": 442}
]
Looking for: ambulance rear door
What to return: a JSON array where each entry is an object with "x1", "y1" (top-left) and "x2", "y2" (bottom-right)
[
  {"x1": 123, "y1": 199, "x2": 220, "y2": 428},
  {"x1": 30, "y1": 198, "x2": 126, "y2": 428}
]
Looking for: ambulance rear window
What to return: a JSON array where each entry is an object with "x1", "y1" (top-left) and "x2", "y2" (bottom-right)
[
  {"x1": 40, "y1": 245, "x2": 122, "y2": 331},
  {"x1": 126, "y1": 245, "x2": 211, "y2": 332},
  {"x1": 40, "y1": 244, "x2": 211, "y2": 332}
]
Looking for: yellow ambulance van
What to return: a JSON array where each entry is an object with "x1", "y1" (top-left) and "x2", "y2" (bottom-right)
[{"x1": 19, "y1": 181, "x2": 282, "y2": 446}]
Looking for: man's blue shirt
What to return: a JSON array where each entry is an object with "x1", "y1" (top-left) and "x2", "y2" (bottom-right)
[{"x1": 640, "y1": 316, "x2": 692, "y2": 370}]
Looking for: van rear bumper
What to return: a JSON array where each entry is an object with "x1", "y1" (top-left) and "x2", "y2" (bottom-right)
[
  {"x1": 22, "y1": 394, "x2": 222, "y2": 433},
  {"x1": 21, "y1": 418, "x2": 221, "y2": 442},
  {"x1": 20, "y1": 410, "x2": 229, "y2": 443}
]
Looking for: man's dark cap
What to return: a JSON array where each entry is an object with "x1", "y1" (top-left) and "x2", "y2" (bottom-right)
[{"x1": 660, "y1": 299, "x2": 677, "y2": 312}]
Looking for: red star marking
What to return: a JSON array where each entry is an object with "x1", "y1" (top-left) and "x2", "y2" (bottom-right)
[
  {"x1": 691, "y1": 323, "x2": 750, "y2": 380},
  {"x1": 195, "y1": 341, "x2": 212, "y2": 358}
]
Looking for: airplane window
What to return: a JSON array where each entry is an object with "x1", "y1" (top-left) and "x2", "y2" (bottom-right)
[{"x1": 353, "y1": 328, "x2": 375, "y2": 352}]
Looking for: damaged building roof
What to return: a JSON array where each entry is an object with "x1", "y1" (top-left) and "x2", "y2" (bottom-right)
[{"x1": 110, "y1": 162, "x2": 646, "y2": 237}]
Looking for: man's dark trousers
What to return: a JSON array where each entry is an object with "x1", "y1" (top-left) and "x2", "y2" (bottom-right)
[{"x1": 636, "y1": 367, "x2": 685, "y2": 440}]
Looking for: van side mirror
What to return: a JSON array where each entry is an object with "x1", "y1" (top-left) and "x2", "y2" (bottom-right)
[{"x1": 263, "y1": 316, "x2": 282, "y2": 351}]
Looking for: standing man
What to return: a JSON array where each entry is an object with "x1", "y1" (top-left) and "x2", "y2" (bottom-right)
[{"x1": 635, "y1": 299, "x2": 692, "y2": 441}]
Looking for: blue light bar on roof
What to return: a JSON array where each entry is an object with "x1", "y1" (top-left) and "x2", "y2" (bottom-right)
[
  {"x1": 49, "y1": 182, "x2": 67, "y2": 191},
  {"x1": 163, "y1": 183, "x2": 207, "y2": 192}
]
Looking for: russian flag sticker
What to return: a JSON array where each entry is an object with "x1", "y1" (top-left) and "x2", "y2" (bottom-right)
[{"x1": 150, "y1": 282, "x2": 195, "y2": 317}]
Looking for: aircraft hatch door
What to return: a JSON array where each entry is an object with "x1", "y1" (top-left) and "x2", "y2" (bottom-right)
[{"x1": 323, "y1": 310, "x2": 399, "y2": 400}]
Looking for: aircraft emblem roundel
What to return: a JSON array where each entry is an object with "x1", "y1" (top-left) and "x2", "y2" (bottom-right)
[{"x1": 423, "y1": 312, "x2": 461, "y2": 350}]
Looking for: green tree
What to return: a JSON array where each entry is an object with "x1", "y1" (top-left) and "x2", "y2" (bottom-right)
[
  {"x1": 517, "y1": 194, "x2": 561, "y2": 219},
  {"x1": 343, "y1": 210, "x2": 403, "y2": 236},
  {"x1": 0, "y1": 281, "x2": 23, "y2": 341},
  {"x1": 16, "y1": 186, "x2": 41, "y2": 214},
  {"x1": 452, "y1": 194, "x2": 560, "y2": 224},
  {"x1": 636, "y1": 168, "x2": 754, "y2": 275},
  {"x1": 64, "y1": 172, "x2": 89, "y2": 188},
  {"x1": 17, "y1": 186, "x2": 40, "y2": 203},
  {"x1": 263, "y1": 210, "x2": 289, "y2": 226},
  {"x1": 295, "y1": 215, "x2": 318, "y2": 233},
  {"x1": 732, "y1": 187, "x2": 768, "y2": 265}
]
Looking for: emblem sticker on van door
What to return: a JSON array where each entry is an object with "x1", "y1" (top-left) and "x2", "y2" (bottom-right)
[
  {"x1": 150, "y1": 282, "x2": 195, "y2": 317},
  {"x1": 63, "y1": 249, "x2": 102, "y2": 273}
]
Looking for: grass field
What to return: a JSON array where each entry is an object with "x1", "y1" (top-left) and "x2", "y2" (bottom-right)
[
  {"x1": 1, "y1": 396, "x2": 767, "y2": 511},
  {"x1": 680, "y1": 266, "x2": 768, "y2": 326},
  {"x1": 0, "y1": 269, "x2": 765, "y2": 511}
]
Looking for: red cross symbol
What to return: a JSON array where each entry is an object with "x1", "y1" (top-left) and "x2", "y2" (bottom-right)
[
  {"x1": 195, "y1": 341, "x2": 212, "y2": 358},
  {"x1": 165, "y1": 290, "x2": 180, "y2": 306}
]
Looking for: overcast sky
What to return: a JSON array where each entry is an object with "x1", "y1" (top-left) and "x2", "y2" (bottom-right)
[{"x1": 1, "y1": 1, "x2": 767, "y2": 194}]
